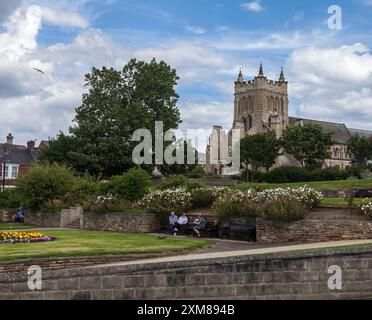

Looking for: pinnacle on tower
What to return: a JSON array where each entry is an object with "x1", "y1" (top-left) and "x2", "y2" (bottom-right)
[
  {"x1": 237, "y1": 68, "x2": 244, "y2": 82},
  {"x1": 279, "y1": 67, "x2": 286, "y2": 82},
  {"x1": 258, "y1": 63, "x2": 264, "y2": 77}
]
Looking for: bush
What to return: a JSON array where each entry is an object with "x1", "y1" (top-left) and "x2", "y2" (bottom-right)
[
  {"x1": 65, "y1": 176, "x2": 101, "y2": 206},
  {"x1": 16, "y1": 164, "x2": 75, "y2": 210},
  {"x1": 188, "y1": 165, "x2": 206, "y2": 178},
  {"x1": 263, "y1": 166, "x2": 312, "y2": 183},
  {"x1": 312, "y1": 167, "x2": 347, "y2": 181},
  {"x1": 185, "y1": 180, "x2": 206, "y2": 191},
  {"x1": 83, "y1": 194, "x2": 133, "y2": 214},
  {"x1": 157, "y1": 175, "x2": 188, "y2": 190},
  {"x1": 110, "y1": 168, "x2": 150, "y2": 201},
  {"x1": 252, "y1": 186, "x2": 323, "y2": 209},
  {"x1": 263, "y1": 195, "x2": 308, "y2": 223},
  {"x1": 0, "y1": 189, "x2": 22, "y2": 209},
  {"x1": 360, "y1": 202, "x2": 372, "y2": 219},
  {"x1": 139, "y1": 188, "x2": 192, "y2": 214},
  {"x1": 213, "y1": 189, "x2": 260, "y2": 223}
]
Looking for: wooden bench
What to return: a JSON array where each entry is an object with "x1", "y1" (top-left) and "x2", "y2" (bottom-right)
[{"x1": 222, "y1": 223, "x2": 256, "y2": 241}]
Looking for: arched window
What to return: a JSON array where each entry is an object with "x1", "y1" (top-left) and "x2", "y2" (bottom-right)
[
  {"x1": 268, "y1": 116, "x2": 272, "y2": 128},
  {"x1": 248, "y1": 96, "x2": 254, "y2": 113},
  {"x1": 244, "y1": 116, "x2": 253, "y2": 133}
]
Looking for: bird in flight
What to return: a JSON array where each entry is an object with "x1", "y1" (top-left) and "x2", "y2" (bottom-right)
[{"x1": 33, "y1": 68, "x2": 46, "y2": 75}]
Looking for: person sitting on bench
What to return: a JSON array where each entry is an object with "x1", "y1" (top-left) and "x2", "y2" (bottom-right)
[
  {"x1": 13, "y1": 207, "x2": 25, "y2": 224},
  {"x1": 174, "y1": 213, "x2": 188, "y2": 235},
  {"x1": 192, "y1": 215, "x2": 206, "y2": 238},
  {"x1": 168, "y1": 211, "x2": 178, "y2": 236}
]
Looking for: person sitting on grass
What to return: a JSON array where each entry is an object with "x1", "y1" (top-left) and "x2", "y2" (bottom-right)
[
  {"x1": 192, "y1": 215, "x2": 206, "y2": 238},
  {"x1": 174, "y1": 213, "x2": 188, "y2": 235},
  {"x1": 13, "y1": 207, "x2": 25, "y2": 224},
  {"x1": 168, "y1": 211, "x2": 178, "y2": 236}
]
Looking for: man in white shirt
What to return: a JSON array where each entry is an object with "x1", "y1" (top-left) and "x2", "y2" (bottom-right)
[{"x1": 174, "y1": 213, "x2": 188, "y2": 236}]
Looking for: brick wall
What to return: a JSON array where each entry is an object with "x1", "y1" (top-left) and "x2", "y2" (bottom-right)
[
  {"x1": 1, "y1": 248, "x2": 372, "y2": 300},
  {"x1": 83, "y1": 212, "x2": 160, "y2": 234},
  {"x1": 257, "y1": 219, "x2": 372, "y2": 243}
]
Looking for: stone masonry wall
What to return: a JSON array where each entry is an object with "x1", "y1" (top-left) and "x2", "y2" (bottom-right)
[
  {"x1": 256, "y1": 219, "x2": 372, "y2": 243},
  {"x1": 1, "y1": 248, "x2": 372, "y2": 300},
  {"x1": 24, "y1": 211, "x2": 61, "y2": 228},
  {"x1": 0, "y1": 209, "x2": 16, "y2": 223},
  {"x1": 83, "y1": 212, "x2": 160, "y2": 234}
]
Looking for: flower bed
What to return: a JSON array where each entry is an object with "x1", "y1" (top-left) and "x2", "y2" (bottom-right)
[{"x1": 0, "y1": 231, "x2": 56, "y2": 244}]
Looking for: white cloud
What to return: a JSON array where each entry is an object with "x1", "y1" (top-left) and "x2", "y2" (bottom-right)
[
  {"x1": 186, "y1": 25, "x2": 207, "y2": 35},
  {"x1": 241, "y1": 1, "x2": 264, "y2": 12},
  {"x1": 40, "y1": 6, "x2": 89, "y2": 29},
  {"x1": 287, "y1": 43, "x2": 372, "y2": 130}
]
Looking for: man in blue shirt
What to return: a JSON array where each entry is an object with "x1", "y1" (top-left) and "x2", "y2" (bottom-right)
[
  {"x1": 14, "y1": 207, "x2": 25, "y2": 223},
  {"x1": 168, "y1": 211, "x2": 178, "y2": 236}
]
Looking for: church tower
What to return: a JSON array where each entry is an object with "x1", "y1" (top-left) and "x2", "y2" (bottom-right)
[{"x1": 233, "y1": 64, "x2": 289, "y2": 138}]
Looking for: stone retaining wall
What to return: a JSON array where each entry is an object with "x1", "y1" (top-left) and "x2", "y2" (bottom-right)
[
  {"x1": 83, "y1": 212, "x2": 160, "y2": 233},
  {"x1": 1, "y1": 248, "x2": 372, "y2": 300},
  {"x1": 24, "y1": 211, "x2": 61, "y2": 228},
  {"x1": 257, "y1": 219, "x2": 372, "y2": 243},
  {"x1": 0, "y1": 209, "x2": 16, "y2": 223}
]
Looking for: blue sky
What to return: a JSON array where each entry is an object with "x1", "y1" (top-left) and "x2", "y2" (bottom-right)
[{"x1": 0, "y1": 0, "x2": 372, "y2": 145}]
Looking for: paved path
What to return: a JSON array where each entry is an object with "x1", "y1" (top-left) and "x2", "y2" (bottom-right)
[{"x1": 85, "y1": 239, "x2": 372, "y2": 269}]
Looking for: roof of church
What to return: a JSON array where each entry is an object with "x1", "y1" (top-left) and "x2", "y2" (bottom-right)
[
  {"x1": 289, "y1": 117, "x2": 353, "y2": 145},
  {"x1": 348, "y1": 128, "x2": 372, "y2": 138}
]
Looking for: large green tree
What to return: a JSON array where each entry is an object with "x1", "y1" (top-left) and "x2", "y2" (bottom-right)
[
  {"x1": 40, "y1": 59, "x2": 182, "y2": 178},
  {"x1": 240, "y1": 131, "x2": 281, "y2": 175},
  {"x1": 347, "y1": 135, "x2": 372, "y2": 165},
  {"x1": 282, "y1": 124, "x2": 335, "y2": 167}
]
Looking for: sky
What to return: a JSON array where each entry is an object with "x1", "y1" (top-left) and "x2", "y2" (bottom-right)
[{"x1": 0, "y1": 0, "x2": 372, "y2": 146}]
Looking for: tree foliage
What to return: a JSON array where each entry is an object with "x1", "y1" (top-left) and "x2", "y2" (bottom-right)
[
  {"x1": 347, "y1": 135, "x2": 372, "y2": 165},
  {"x1": 240, "y1": 131, "x2": 281, "y2": 172},
  {"x1": 282, "y1": 124, "x2": 335, "y2": 167},
  {"x1": 40, "y1": 59, "x2": 182, "y2": 179}
]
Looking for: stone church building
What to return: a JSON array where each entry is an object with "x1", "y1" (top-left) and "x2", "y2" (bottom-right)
[{"x1": 205, "y1": 64, "x2": 372, "y2": 175}]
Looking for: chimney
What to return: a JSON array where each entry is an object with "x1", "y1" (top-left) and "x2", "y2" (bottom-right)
[
  {"x1": 27, "y1": 140, "x2": 35, "y2": 152},
  {"x1": 6, "y1": 133, "x2": 13, "y2": 145}
]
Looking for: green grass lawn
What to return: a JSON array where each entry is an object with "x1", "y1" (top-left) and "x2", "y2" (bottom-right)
[
  {"x1": 0, "y1": 230, "x2": 212, "y2": 262},
  {"x1": 0, "y1": 224, "x2": 33, "y2": 231},
  {"x1": 236, "y1": 179, "x2": 372, "y2": 191},
  {"x1": 320, "y1": 198, "x2": 369, "y2": 206}
]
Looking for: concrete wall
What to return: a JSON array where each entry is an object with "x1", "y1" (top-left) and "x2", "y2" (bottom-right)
[
  {"x1": 257, "y1": 219, "x2": 372, "y2": 243},
  {"x1": 1, "y1": 248, "x2": 372, "y2": 300},
  {"x1": 83, "y1": 212, "x2": 160, "y2": 234},
  {"x1": 61, "y1": 207, "x2": 83, "y2": 228}
]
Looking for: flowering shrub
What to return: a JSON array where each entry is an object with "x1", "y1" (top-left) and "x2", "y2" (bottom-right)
[
  {"x1": 360, "y1": 202, "x2": 372, "y2": 218},
  {"x1": 84, "y1": 194, "x2": 132, "y2": 213},
  {"x1": 251, "y1": 186, "x2": 322, "y2": 209},
  {"x1": 190, "y1": 186, "x2": 228, "y2": 209},
  {"x1": 262, "y1": 195, "x2": 308, "y2": 223},
  {"x1": 139, "y1": 188, "x2": 192, "y2": 214},
  {"x1": 0, "y1": 232, "x2": 56, "y2": 244},
  {"x1": 213, "y1": 189, "x2": 260, "y2": 223}
]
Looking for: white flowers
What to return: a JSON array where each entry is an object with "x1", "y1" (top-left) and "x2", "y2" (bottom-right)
[
  {"x1": 139, "y1": 188, "x2": 192, "y2": 212},
  {"x1": 360, "y1": 202, "x2": 372, "y2": 218},
  {"x1": 139, "y1": 185, "x2": 323, "y2": 214},
  {"x1": 95, "y1": 194, "x2": 116, "y2": 205},
  {"x1": 247, "y1": 185, "x2": 323, "y2": 208}
]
